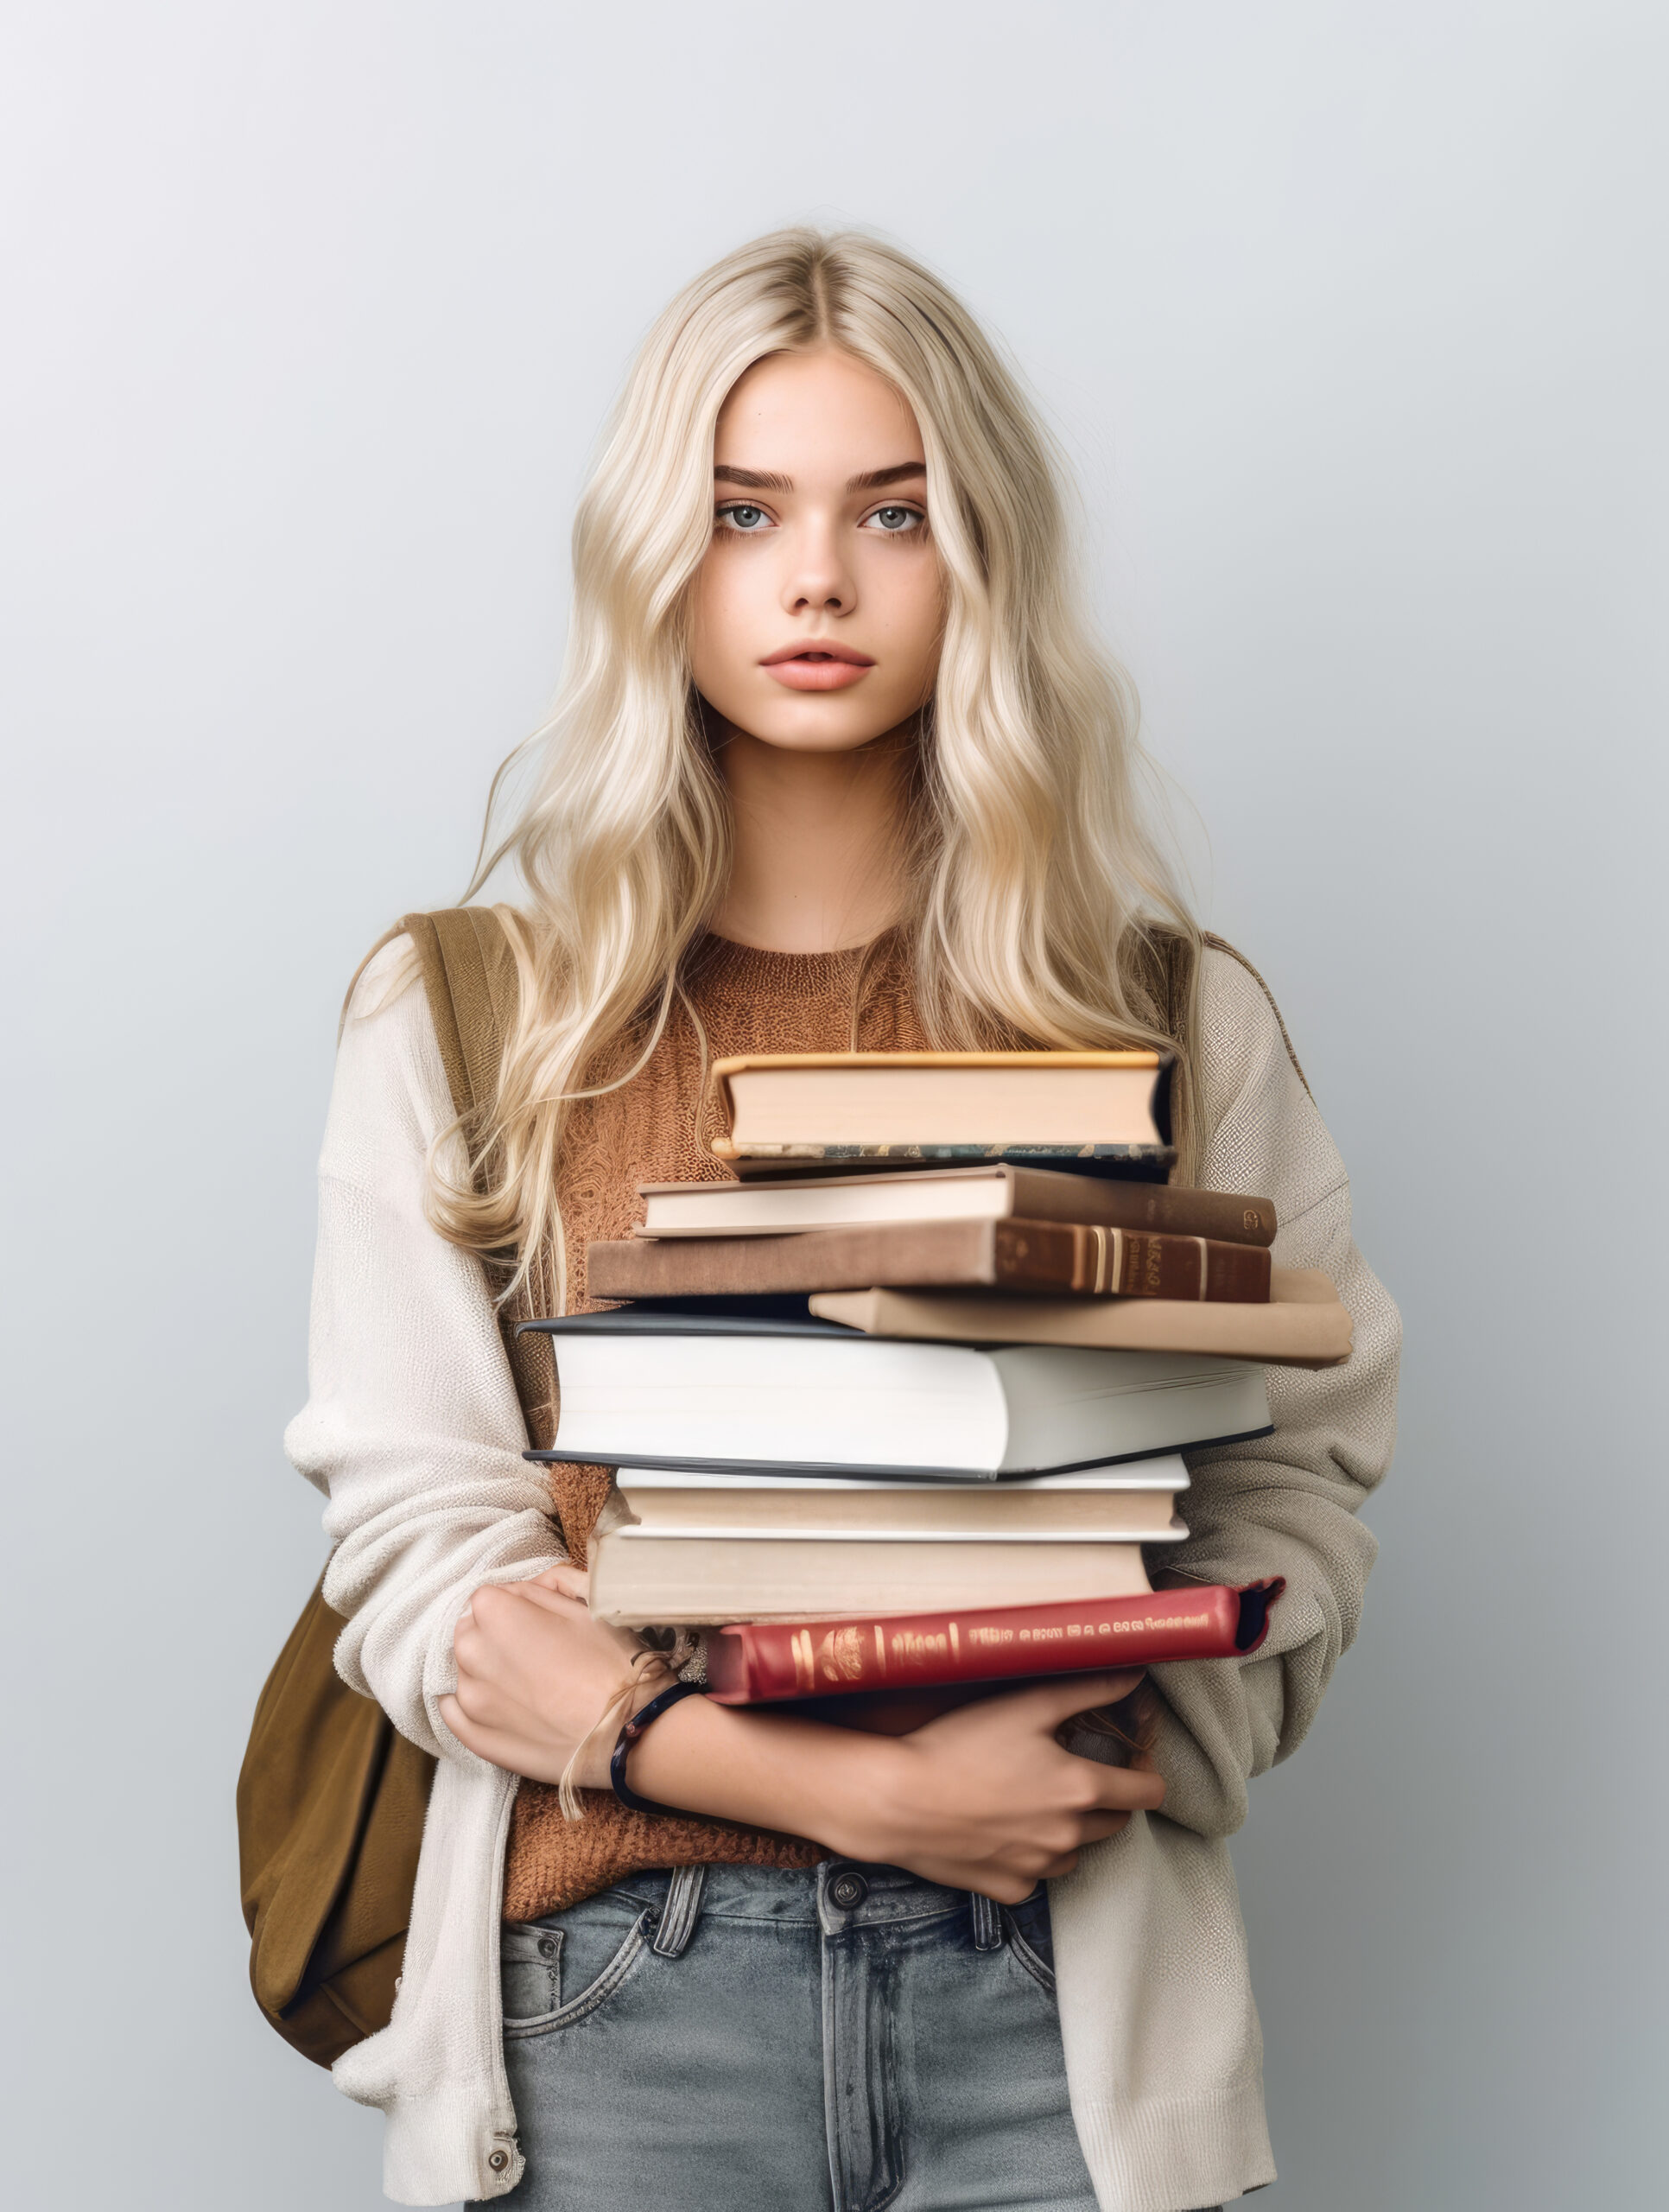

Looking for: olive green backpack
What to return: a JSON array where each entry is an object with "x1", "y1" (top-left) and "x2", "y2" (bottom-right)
[{"x1": 237, "y1": 908, "x2": 1214, "y2": 2067}]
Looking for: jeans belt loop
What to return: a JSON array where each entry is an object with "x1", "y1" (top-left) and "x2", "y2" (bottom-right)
[
  {"x1": 970, "y1": 1891, "x2": 1004, "y2": 1952},
  {"x1": 651, "y1": 1863, "x2": 707, "y2": 1959}
]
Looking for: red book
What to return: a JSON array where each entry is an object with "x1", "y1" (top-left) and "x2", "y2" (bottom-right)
[{"x1": 704, "y1": 1580, "x2": 1285, "y2": 1705}]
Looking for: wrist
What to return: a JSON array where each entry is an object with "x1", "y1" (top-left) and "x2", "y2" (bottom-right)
[
  {"x1": 565, "y1": 1651, "x2": 679, "y2": 1792},
  {"x1": 821, "y1": 1732, "x2": 917, "y2": 1863},
  {"x1": 611, "y1": 1681, "x2": 703, "y2": 1815},
  {"x1": 625, "y1": 1696, "x2": 907, "y2": 1855}
]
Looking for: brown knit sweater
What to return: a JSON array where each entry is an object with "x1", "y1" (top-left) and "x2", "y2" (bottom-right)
[{"x1": 501, "y1": 929, "x2": 928, "y2": 1923}]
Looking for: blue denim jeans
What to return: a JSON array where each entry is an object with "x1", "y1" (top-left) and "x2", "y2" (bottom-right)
[{"x1": 479, "y1": 1859, "x2": 1107, "y2": 2212}]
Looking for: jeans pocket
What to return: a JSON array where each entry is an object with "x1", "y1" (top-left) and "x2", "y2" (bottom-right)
[
  {"x1": 501, "y1": 1922, "x2": 565, "y2": 2028},
  {"x1": 503, "y1": 1907, "x2": 655, "y2": 2042},
  {"x1": 1002, "y1": 1895, "x2": 1058, "y2": 1998}
]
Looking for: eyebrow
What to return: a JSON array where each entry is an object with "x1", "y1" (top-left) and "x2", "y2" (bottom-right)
[
  {"x1": 713, "y1": 461, "x2": 928, "y2": 495},
  {"x1": 847, "y1": 462, "x2": 928, "y2": 493}
]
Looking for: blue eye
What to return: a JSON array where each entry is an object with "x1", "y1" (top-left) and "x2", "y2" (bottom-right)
[
  {"x1": 718, "y1": 503, "x2": 771, "y2": 531},
  {"x1": 865, "y1": 505, "x2": 924, "y2": 534}
]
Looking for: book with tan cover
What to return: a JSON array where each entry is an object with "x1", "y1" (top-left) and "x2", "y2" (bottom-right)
[
  {"x1": 637, "y1": 1163, "x2": 1278, "y2": 1244},
  {"x1": 588, "y1": 1529, "x2": 1163, "y2": 1628},
  {"x1": 807, "y1": 1268, "x2": 1352, "y2": 1367},
  {"x1": 706, "y1": 1050, "x2": 1176, "y2": 1173}
]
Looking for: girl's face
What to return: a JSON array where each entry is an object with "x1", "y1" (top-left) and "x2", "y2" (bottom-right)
[{"x1": 689, "y1": 348, "x2": 943, "y2": 753}]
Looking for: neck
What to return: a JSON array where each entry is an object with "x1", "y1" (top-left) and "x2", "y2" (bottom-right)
[{"x1": 708, "y1": 718, "x2": 916, "y2": 954}]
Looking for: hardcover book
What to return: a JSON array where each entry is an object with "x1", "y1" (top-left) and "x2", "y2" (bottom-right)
[
  {"x1": 596, "y1": 1456, "x2": 1189, "y2": 1540},
  {"x1": 589, "y1": 1218, "x2": 1272, "y2": 1304},
  {"x1": 587, "y1": 1529, "x2": 1169, "y2": 1629},
  {"x1": 519, "y1": 1313, "x2": 1272, "y2": 1478},
  {"x1": 704, "y1": 1051, "x2": 1177, "y2": 1179},
  {"x1": 636, "y1": 1163, "x2": 1278, "y2": 1244},
  {"x1": 704, "y1": 1580, "x2": 1286, "y2": 1702},
  {"x1": 808, "y1": 1268, "x2": 1353, "y2": 1368}
]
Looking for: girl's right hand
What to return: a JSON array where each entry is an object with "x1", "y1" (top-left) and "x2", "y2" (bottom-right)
[{"x1": 842, "y1": 1673, "x2": 1165, "y2": 1899}]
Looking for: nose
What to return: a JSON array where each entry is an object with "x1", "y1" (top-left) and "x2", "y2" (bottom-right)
[{"x1": 781, "y1": 513, "x2": 856, "y2": 617}]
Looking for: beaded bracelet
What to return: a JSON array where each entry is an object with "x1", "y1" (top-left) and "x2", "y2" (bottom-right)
[{"x1": 610, "y1": 1680, "x2": 705, "y2": 1816}]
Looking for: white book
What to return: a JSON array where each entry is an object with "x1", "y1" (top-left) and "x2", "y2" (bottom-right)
[
  {"x1": 612, "y1": 1453, "x2": 1190, "y2": 1493},
  {"x1": 588, "y1": 1530, "x2": 1158, "y2": 1628},
  {"x1": 524, "y1": 1316, "x2": 1269, "y2": 1478},
  {"x1": 602, "y1": 1454, "x2": 1188, "y2": 1540}
]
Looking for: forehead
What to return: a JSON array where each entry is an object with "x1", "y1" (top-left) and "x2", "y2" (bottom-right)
[{"x1": 714, "y1": 349, "x2": 923, "y2": 471}]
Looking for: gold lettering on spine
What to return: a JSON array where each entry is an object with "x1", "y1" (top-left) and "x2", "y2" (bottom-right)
[
  {"x1": 874, "y1": 1624, "x2": 886, "y2": 1678},
  {"x1": 949, "y1": 1620, "x2": 960, "y2": 1664},
  {"x1": 792, "y1": 1630, "x2": 815, "y2": 1696}
]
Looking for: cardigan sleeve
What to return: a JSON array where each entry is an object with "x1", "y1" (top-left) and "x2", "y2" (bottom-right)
[
  {"x1": 1139, "y1": 946, "x2": 1401, "y2": 1838},
  {"x1": 282, "y1": 937, "x2": 567, "y2": 1766}
]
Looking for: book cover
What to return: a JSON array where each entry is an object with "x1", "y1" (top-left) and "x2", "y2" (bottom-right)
[
  {"x1": 715, "y1": 1142, "x2": 1177, "y2": 1183},
  {"x1": 637, "y1": 1164, "x2": 1278, "y2": 1245},
  {"x1": 589, "y1": 1218, "x2": 1271, "y2": 1303},
  {"x1": 807, "y1": 1268, "x2": 1353, "y2": 1368},
  {"x1": 600, "y1": 1461, "x2": 1186, "y2": 1538},
  {"x1": 704, "y1": 1050, "x2": 1177, "y2": 1179},
  {"x1": 587, "y1": 1530, "x2": 1164, "y2": 1628},
  {"x1": 708, "y1": 1050, "x2": 1173, "y2": 1151},
  {"x1": 705, "y1": 1580, "x2": 1286, "y2": 1702},
  {"x1": 518, "y1": 1317, "x2": 1273, "y2": 1478}
]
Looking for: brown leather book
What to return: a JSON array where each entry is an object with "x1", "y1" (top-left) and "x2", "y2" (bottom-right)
[{"x1": 588, "y1": 1218, "x2": 1271, "y2": 1304}]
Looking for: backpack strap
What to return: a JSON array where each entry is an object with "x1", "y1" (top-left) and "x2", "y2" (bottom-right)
[
  {"x1": 397, "y1": 906, "x2": 520, "y2": 1121},
  {"x1": 390, "y1": 906, "x2": 556, "y2": 1446}
]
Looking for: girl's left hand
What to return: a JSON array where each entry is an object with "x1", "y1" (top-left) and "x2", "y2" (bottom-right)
[{"x1": 440, "y1": 1564, "x2": 668, "y2": 1787}]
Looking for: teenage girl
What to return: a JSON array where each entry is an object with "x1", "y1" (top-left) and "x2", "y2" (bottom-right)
[{"x1": 287, "y1": 231, "x2": 1400, "y2": 2212}]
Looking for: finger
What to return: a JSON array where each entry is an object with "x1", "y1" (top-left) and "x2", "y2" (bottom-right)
[
  {"x1": 1075, "y1": 1809, "x2": 1135, "y2": 1845},
  {"x1": 1076, "y1": 1763, "x2": 1167, "y2": 1816},
  {"x1": 495, "y1": 1579, "x2": 591, "y2": 1622},
  {"x1": 988, "y1": 1672, "x2": 1150, "y2": 1731},
  {"x1": 439, "y1": 1692, "x2": 488, "y2": 1755},
  {"x1": 439, "y1": 1698, "x2": 525, "y2": 1773},
  {"x1": 528, "y1": 1562, "x2": 589, "y2": 1601}
]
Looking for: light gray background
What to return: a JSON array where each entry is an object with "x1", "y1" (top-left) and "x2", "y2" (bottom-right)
[{"x1": 3, "y1": 4, "x2": 1664, "y2": 2206}]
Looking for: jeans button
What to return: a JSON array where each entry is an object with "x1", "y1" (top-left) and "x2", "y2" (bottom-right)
[
  {"x1": 537, "y1": 1936, "x2": 557, "y2": 1959},
  {"x1": 830, "y1": 1871, "x2": 869, "y2": 1910},
  {"x1": 487, "y1": 2147, "x2": 511, "y2": 2172}
]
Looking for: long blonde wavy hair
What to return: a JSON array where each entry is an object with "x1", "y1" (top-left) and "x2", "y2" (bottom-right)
[{"x1": 431, "y1": 227, "x2": 1200, "y2": 1306}]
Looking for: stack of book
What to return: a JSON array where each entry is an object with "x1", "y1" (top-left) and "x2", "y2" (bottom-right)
[{"x1": 525, "y1": 1050, "x2": 1344, "y2": 1702}]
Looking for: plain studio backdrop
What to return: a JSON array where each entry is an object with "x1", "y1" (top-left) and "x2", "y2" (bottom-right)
[{"x1": 3, "y1": 4, "x2": 1665, "y2": 2206}]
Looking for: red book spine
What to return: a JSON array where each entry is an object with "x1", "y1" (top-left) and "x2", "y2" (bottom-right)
[{"x1": 704, "y1": 1580, "x2": 1285, "y2": 1705}]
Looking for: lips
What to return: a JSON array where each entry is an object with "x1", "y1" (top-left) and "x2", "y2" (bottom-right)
[{"x1": 760, "y1": 641, "x2": 876, "y2": 692}]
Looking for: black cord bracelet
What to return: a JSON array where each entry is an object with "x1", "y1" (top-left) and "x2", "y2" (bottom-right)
[{"x1": 611, "y1": 1680, "x2": 705, "y2": 1816}]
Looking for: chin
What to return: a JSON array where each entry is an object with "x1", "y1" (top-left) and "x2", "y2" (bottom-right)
[
  {"x1": 755, "y1": 720, "x2": 898, "y2": 754},
  {"x1": 717, "y1": 690, "x2": 914, "y2": 754}
]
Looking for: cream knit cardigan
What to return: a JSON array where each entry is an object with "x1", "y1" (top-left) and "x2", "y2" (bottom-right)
[{"x1": 284, "y1": 938, "x2": 1400, "y2": 2211}]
